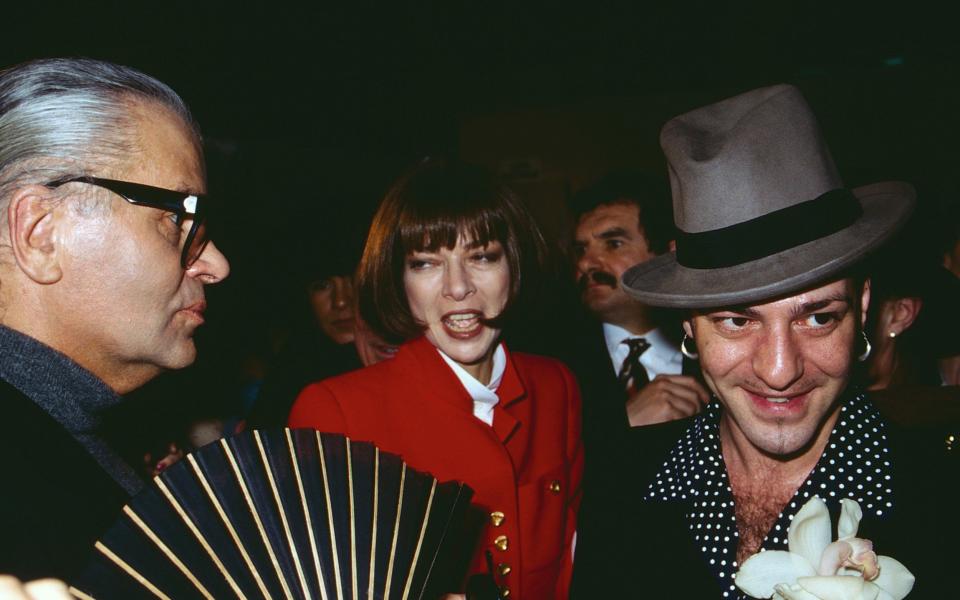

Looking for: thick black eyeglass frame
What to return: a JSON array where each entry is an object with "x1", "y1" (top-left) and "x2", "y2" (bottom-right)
[{"x1": 46, "y1": 176, "x2": 209, "y2": 268}]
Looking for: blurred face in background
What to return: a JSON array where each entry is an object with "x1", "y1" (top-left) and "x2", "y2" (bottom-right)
[
  {"x1": 573, "y1": 203, "x2": 656, "y2": 329},
  {"x1": 354, "y1": 316, "x2": 399, "y2": 366},
  {"x1": 309, "y1": 275, "x2": 356, "y2": 345}
]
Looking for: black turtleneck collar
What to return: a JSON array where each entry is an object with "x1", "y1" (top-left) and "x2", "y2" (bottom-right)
[{"x1": 0, "y1": 325, "x2": 143, "y2": 495}]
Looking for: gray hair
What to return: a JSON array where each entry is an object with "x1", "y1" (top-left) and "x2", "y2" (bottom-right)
[{"x1": 0, "y1": 57, "x2": 201, "y2": 203}]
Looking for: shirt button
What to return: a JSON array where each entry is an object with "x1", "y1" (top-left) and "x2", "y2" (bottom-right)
[
  {"x1": 498, "y1": 562, "x2": 512, "y2": 576},
  {"x1": 549, "y1": 479, "x2": 562, "y2": 494},
  {"x1": 493, "y1": 535, "x2": 509, "y2": 551},
  {"x1": 490, "y1": 511, "x2": 505, "y2": 527},
  {"x1": 499, "y1": 585, "x2": 511, "y2": 598}
]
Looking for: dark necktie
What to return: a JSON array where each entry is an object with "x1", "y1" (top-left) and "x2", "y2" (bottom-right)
[{"x1": 618, "y1": 337, "x2": 651, "y2": 393}]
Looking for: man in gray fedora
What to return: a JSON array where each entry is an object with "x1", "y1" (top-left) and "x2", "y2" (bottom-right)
[
  {"x1": 571, "y1": 85, "x2": 956, "y2": 599},
  {"x1": 0, "y1": 58, "x2": 229, "y2": 580}
]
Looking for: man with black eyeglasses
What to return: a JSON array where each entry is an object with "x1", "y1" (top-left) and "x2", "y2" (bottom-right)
[{"x1": 0, "y1": 58, "x2": 229, "y2": 580}]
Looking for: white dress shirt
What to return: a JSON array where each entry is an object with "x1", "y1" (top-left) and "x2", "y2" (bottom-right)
[
  {"x1": 437, "y1": 343, "x2": 506, "y2": 426},
  {"x1": 602, "y1": 323, "x2": 682, "y2": 382}
]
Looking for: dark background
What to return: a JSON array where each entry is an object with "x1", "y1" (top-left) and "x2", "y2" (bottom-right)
[{"x1": 5, "y1": 1, "x2": 959, "y2": 454}]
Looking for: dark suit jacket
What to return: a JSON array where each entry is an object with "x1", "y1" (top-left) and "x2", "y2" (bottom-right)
[
  {"x1": 571, "y1": 409, "x2": 960, "y2": 599},
  {"x1": 0, "y1": 380, "x2": 129, "y2": 580},
  {"x1": 560, "y1": 323, "x2": 700, "y2": 501},
  {"x1": 561, "y1": 323, "x2": 630, "y2": 453}
]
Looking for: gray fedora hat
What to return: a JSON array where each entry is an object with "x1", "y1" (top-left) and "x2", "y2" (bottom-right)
[{"x1": 622, "y1": 84, "x2": 915, "y2": 308}]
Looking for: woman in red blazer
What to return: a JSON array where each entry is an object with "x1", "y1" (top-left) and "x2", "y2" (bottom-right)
[{"x1": 289, "y1": 160, "x2": 583, "y2": 599}]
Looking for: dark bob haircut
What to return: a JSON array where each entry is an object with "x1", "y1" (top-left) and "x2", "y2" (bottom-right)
[{"x1": 357, "y1": 159, "x2": 547, "y2": 343}]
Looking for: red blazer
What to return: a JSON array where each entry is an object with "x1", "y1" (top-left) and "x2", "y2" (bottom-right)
[{"x1": 289, "y1": 336, "x2": 583, "y2": 599}]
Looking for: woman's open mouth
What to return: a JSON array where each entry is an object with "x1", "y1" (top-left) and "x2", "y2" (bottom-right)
[{"x1": 442, "y1": 311, "x2": 483, "y2": 339}]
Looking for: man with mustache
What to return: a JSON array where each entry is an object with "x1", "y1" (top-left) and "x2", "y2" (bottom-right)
[
  {"x1": 0, "y1": 58, "x2": 229, "y2": 580},
  {"x1": 569, "y1": 172, "x2": 708, "y2": 454}
]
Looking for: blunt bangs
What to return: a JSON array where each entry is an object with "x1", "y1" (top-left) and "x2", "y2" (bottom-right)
[
  {"x1": 398, "y1": 204, "x2": 511, "y2": 256},
  {"x1": 357, "y1": 159, "x2": 547, "y2": 343},
  {"x1": 395, "y1": 160, "x2": 510, "y2": 254}
]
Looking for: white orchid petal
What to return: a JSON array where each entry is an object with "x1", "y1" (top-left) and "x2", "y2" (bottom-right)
[
  {"x1": 868, "y1": 581, "x2": 894, "y2": 600},
  {"x1": 838, "y1": 498, "x2": 863, "y2": 539},
  {"x1": 736, "y1": 551, "x2": 816, "y2": 598},
  {"x1": 739, "y1": 498, "x2": 915, "y2": 600},
  {"x1": 788, "y1": 495, "x2": 833, "y2": 569},
  {"x1": 796, "y1": 575, "x2": 867, "y2": 600},
  {"x1": 774, "y1": 582, "x2": 821, "y2": 600},
  {"x1": 860, "y1": 581, "x2": 882, "y2": 600},
  {"x1": 873, "y1": 556, "x2": 915, "y2": 600}
]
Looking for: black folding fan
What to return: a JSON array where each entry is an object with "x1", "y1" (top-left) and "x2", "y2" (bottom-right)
[{"x1": 69, "y1": 429, "x2": 474, "y2": 600}]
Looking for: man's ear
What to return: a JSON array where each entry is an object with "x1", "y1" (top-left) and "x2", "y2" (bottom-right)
[
  {"x1": 884, "y1": 296, "x2": 923, "y2": 338},
  {"x1": 7, "y1": 185, "x2": 63, "y2": 284},
  {"x1": 859, "y1": 278, "x2": 872, "y2": 329},
  {"x1": 668, "y1": 239, "x2": 677, "y2": 252},
  {"x1": 682, "y1": 319, "x2": 694, "y2": 338}
]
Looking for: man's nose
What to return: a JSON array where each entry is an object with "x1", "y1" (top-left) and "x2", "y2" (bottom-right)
[
  {"x1": 187, "y1": 240, "x2": 230, "y2": 283},
  {"x1": 752, "y1": 327, "x2": 804, "y2": 391},
  {"x1": 442, "y1": 262, "x2": 475, "y2": 300},
  {"x1": 575, "y1": 246, "x2": 602, "y2": 276}
]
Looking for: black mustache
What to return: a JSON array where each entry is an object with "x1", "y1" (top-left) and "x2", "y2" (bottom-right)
[{"x1": 578, "y1": 270, "x2": 618, "y2": 290}]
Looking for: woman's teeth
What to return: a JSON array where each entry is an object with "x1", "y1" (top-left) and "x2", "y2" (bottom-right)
[{"x1": 444, "y1": 313, "x2": 480, "y2": 331}]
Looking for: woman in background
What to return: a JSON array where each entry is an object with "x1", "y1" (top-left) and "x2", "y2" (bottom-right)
[
  {"x1": 246, "y1": 237, "x2": 368, "y2": 429},
  {"x1": 864, "y1": 220, "x2": 960, "y2": 455},
  {"x1": 864, "y1": 219, "x2": 960, "y2": 389},
  {"x1": 289, "y1": 159, "x2": 582, "y2": 599}
]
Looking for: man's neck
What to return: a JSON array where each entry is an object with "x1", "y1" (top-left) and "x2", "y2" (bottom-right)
[
  {"x1": 2, "y1": 313, "x2": 153, "y2": 395},
  {"x1": 720, "y1": 415, "x2": 836, "y2": 485},
  {"x1": 605, "y1": 314, "x2": 655, "y2": 337},
  {"x1": 719, "y1": 406, "x2": 841, "y2": 562}
]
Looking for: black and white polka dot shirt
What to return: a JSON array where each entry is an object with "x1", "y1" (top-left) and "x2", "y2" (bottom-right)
[{"x1": 644, "y1": 392, "x2": 894, "y2": 599}]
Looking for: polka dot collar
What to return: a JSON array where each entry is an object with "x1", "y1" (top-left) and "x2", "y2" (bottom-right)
[{"x1": 644, "y1": 392, "x2": 894, "y2": 599}]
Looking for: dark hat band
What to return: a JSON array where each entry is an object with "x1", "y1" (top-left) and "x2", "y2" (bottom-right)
[{"x1": 675, "y1": 189, "x2": 863, "y2": 269}]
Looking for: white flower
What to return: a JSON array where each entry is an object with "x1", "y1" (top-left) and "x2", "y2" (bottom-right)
[{"x1": 735, "y1": 496, "x2": 915, "y2": 600}]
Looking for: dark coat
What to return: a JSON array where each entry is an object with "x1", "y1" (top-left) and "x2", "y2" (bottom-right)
[
  {"x1": 245, "y1": 331, "x2": 362, "y2": 429},
  {"x1": 561, "y1": 323, "x2": 631, "y2": 454},
  {"x1": 871, "y1": 384, "x2": 960, "y2": 457},
  {"x1": 560, "y1": 323, "x2": 699, "y2": 501},
  {"x1": 0, "y1": 380, "x2": 129, "y2": 580},
  {"x1": 571, "y1": 407, "x2": 960, "y2": 599}
]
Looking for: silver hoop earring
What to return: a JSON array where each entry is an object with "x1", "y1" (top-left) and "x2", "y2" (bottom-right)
[
  {"x1": 680, "y1": 333, "x2": 699, "y2": 360},
  {"x1": 857, "y1": 330, "x2": 872, "y2": 362}
]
